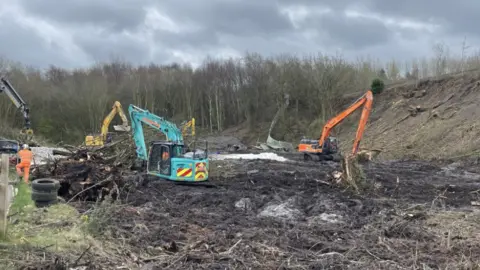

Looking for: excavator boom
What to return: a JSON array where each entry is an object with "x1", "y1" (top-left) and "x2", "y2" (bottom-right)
[
  {"x1": 181, "y1": 118, "x2": 195, "y2": 137},
  {"x1": 85, "y1": 101, "x2": 131, "y2": 146},
  {"x1": 0, "y1": 77, "x2": 33, "y2": 137},
  {"x1": 351, "y1": 91, "x2": 373, "y2": 154},
  {"x1": 318, "y1": 90, "x2": 373, "y2": 154},
  {"x1": 101, "y1": 101, "x2": 130, "y2": 137},
  {"x1": 128, "y1": 104, "x2": 183, "y2": 161},
  {"x1": 299, "y1": 90, "x2": 373, "y2": 160}
]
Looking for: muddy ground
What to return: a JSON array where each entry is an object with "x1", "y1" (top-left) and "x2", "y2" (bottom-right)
[{"x1": 52, "y1": 155, "x2": 480, "y2": 270}]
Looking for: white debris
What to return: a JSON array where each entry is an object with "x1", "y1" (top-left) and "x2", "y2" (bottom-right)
[
  {"x1": 235, "y1": 198, "x2": 253, "y2": 211},
  {"x1": 307, "y1": 213, "x2": 343, "y2": 225},
  {"x1": 258, "y1": 198, "x2": 302, "y2": 221},
  {"x1": 211, "y1": 152, "x2": 289, "y2": 162},
  {"x1": 31, "y1": 146, "x2": 68, "y2": 165},
  {"x1": 319, "y1": 213, "x2": 342, "y2": 223}
]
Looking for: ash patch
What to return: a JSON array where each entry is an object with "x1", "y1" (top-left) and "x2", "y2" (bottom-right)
[
  {"x1": 234, "y1": 198, "x2": 253, "y2": 211},
  {"x1": 258, "y1": 197, "x2": 303, "y2": 221}
]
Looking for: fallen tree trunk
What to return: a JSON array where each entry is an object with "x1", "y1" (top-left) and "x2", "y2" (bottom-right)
[{"x1": 52, "y1": 150, "x2": 73, "y2": 156}]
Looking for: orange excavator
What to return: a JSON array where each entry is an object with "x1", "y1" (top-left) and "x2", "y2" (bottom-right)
[{"x1": 298, "y1": 90, "x2": 373, "y2": 161}]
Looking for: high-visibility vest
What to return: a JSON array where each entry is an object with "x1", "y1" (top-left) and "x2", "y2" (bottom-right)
[{"x1": 18, "y1": 149, "x2": 33, "y2": 164}]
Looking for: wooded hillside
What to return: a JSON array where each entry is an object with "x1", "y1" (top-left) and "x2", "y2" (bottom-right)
[{"x1": 0, "y1": 43, "x2": 478, "y2": 144}]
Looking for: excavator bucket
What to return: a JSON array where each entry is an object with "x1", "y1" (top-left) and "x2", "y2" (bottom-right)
[{"x1": 113, "y1": 125, "x2": 131, "y2": 132}]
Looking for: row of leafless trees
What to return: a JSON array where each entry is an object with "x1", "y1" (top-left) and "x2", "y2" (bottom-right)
[{"x1": 1, "y1": 44, "x2": 479, "y2": 144}]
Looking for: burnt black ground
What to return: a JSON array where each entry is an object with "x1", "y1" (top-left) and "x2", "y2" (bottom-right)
[{"x1": 82, "y1": 158, "x2": 480, "y2": 269}]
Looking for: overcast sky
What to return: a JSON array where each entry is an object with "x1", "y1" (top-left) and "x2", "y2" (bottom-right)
[{"x1": 0, "y1": 0, "x2": 478, "y2": 69}]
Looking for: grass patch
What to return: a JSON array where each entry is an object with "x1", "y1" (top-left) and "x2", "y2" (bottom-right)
[
  {"x1": 426, "y1": 210, "x2": 480, "y2": 241},
  {"x1": 2, "y1": 179, "x2": 97, "y2": 258},
  {"x1": 9, "y1": 181, "x2": 33, "y2": 216},
  {"x1": 0, "y1": 201, "x2": 100, "y2": 269},
  {"x1": 82, "y1": 200, "x2": 122, "y2": 237},
  {"x1": 0, "y1": 173, "x2": 122, "y2": 267},
  {"x1": 7, "y1": 203, "x2": 94, "y2": 252}
]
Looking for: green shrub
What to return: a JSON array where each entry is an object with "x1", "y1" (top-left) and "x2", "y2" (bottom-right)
[{"x1": 371, "y1": 78, "x2": 385, "y2": 95}]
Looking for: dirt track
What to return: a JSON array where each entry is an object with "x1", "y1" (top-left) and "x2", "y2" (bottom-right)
[{"x1": 77, "y1": 157, "x2": 480, "y2": 269}]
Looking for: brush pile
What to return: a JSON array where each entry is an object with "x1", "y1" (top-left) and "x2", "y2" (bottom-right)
[{"x1": 32, "y1": 137, "x2": 140, "y2": 201}]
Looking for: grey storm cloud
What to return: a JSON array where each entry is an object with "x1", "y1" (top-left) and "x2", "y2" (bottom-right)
[
  {"x1": 1, "y1": 0, "x2": 478, "y2": 68},
  {"x1": 361, "y1": 0, "x2": 480, "y2": 37},
  {"x1": 18, "y1": 0, "x2": 150, "y2": 31},
  {"x1": 300, "y1": 12, "x2": 392, "y2": 50},
  {"x1": 155, "y1": 0, "x2": 294, "y2": 36},
  {"x1": 0, "y1": 16, "x2": 76, "y2": 68},
  {"x1": 72, "y1": 31, "x2": 152, "y2": 64}
]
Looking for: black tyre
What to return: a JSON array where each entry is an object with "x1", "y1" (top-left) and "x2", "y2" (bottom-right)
[
  {"x1": 35, "y1": 199, "x2": 58, "y2": 208},
  {"x1": 31, "y1": 190, "x2": 58, "y2": 202},
  {"x1": 304, "y1": 154, "x2": 312, "y2": 161},
  {"x1": 31, "y1": 178, "x2": 60, "y2": 192}
]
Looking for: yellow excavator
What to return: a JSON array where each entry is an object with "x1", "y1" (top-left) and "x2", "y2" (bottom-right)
[
  {"x1": 85, "y1": 101, "x2": 131, "y2": 146},
  {"x1": 181, "y1": 118, "x2": 195, "y2": 138}
]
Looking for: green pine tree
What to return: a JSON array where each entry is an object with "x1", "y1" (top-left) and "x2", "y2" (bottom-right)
[{"x1": 371, "y1": 78, "x2": 385, "y2": 95}]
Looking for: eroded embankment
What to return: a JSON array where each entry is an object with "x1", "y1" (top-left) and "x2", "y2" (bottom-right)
[{"x1": 339, "y1": 72, "x2": 480, "y2": 160}]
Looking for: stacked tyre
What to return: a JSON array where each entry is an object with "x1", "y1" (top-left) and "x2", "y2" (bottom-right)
[{"x1": 31, "y1": 179, "x2": 60, "y2": 208}]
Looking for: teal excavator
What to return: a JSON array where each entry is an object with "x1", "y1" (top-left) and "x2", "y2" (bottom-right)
[{"x1": 128, "y1": 104, "x2": 209, "y2": 182}]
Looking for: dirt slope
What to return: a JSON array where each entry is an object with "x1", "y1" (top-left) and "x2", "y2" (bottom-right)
[{"x1": 339, "y1": 72, "x2": 480, "y2": 160}]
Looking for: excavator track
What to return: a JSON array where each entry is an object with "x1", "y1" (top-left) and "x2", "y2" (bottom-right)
[{"x1": 173, "y1": 181, "x2": 218, "y2": 188}]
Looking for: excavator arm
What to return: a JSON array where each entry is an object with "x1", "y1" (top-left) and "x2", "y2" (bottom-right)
[
  {"x1": 318, "y1": 90, "x2": 373, "y2": 155},
  {"x1": 181, "y1": 118, "x2": 195, "y2": 137},
  {"x1": 100, "y1": 101, "x2": 130, "y2": 140},
  {"x1": 299, "y1": 90, "x2": 373, "y2": 160},
  {"x1": 0, "y1": 77, "x2": 33, "y2": 136},
  {"x1": 128, "y1": 104, "x2": 183, "y2": 161},
  {"x1": 85, "y1": 101, "x2": 130, "y2": 146}
]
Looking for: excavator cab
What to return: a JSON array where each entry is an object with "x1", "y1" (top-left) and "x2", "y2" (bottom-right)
[
  {"x1": 324, "y1": 136, "x2": 339, "y2": 154},
  {"x1": 300, "y1": 136, "x2": 340, "y2": 161},
  {"x1": 147, "y1": 141, "x2": 209, "y2": 182}
]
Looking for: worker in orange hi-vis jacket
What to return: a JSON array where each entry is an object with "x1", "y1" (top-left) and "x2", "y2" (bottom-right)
[{"x1": 16, "y1": 144, "x2": 33, "y2": 184}]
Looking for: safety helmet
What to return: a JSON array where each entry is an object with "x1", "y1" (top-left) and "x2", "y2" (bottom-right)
[{"x1": 22, "y1": 144, "x2": 28, "y2": 149}]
